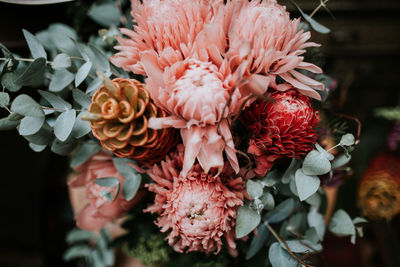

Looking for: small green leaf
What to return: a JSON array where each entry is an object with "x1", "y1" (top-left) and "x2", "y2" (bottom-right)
[
  {"x1": 282, "y1": 240, "x2": 322, "y2": 253},
  {"x1": 86, "y1": 77, "x2": 102, "y2": 94},
  {"x1": 307, "y1": 208, "x2": 325, "y2": 240},
  {"x1": 11, "y1": 94, "x2": 44, "y2": 117},
  {"x1": 66, "y1": 228, "x2": 97, "y2": 244},
  {"x1": 328, "y1": 209, "x2": 355, "y2": 237},
  {"x1": 72, "y1": 89, "x2": 91, "y2": 109},
  {"x1": 54, "y1": 109, "x2": 76, "y2": 141},
  {"x1": 331, "y1": 154, "x2": 352, "y2": 169},
  {"x1": 23, "y1": 122, "x2": 53, "y2": 145},
  {"x1": 48, "y1": 23, "x2": 77, "y2": 54},
  {"x1": 51, "y1": 137, "x2": 77, "y2": 155},
  {"x1": 1, "y1": 72, "x2": 22, "y2": 92},
  {"x1": 302, "y1": 150, "x2": 332, "y2": 176},
  {"x1": 282, "y1": 158, "x2": 301, "y2": 184},
  {"x1": 339, "y1": 133, "x2": 355, "y2": 146},
  {"x1": 0, "y1": 115, "x2": 20, "y2": 130},
  {"x1": 70, "y1": 141, "x2": 101, "y2": 167},
  {"x1": 52, "y1": 53, "x2": 71, "y2": 70},
  {"x1": 235, "y1": 203, "x2": 261, "y2": 238},
  {"x1": 246, "y1": 224, "x2": 269, "y2": 260},
  {"x1": 75, "y1": 61, "x2": 92, "y2": 87},
  {"x1": 289, "y1": 0, "x2": 330, "y2": 34},
  {"x1": 88, "y1": 3, "x2": 121, "y2": 27},
  {"x1": 264, "y1": 198, "x2": 296, "y2": 224},
  {"x1": 304, "y1": 227, "x2": 320, "y2": 244},
  {"x1": 71, "y1": 112, "x2": 91, "y2": 138},
  {"x1": 63, "y1": 244, "x2": 92, "y2": 261},
  {"x1": 29, "y1": 143, "x2": 46, "y2": 152},
  {"x1": 95, "y1": 177, "x2": 120, "y2": 188},
  {"x1": 113, "y1": 158, "x2": 142, "y2": 201},
  {"x1": 22, "y1": 29, "x2": 47, "y2": 59},
  {"x1": 0, "y1": 92, "x2": 10, "y2": 107},
  {"x1": 247, "y1": 180, "x2": 263, "y2": 199},
  {"x1": 260, "y1": 191, "x2": 275, "y2": 211},
  {"x1": 268, "y1": 242, "x2": 298, "y2": 267},
  {"x1": 305, "y1": 192, "x2": 321, "y2": 208},
  {"x1": 15, "y1": 57, "x2": 46, "y2": 86},
  {"x1": 49, "y1": 69, "x2": 75, "y2": 92},
  {"x1": 352, "y1": 217, "x2": 368, "y2": 225},
  {"x1": 295, "y1": 169, "x2": 320, "y2": 201},
  {"x1": 38, "y1": 90, "x2": 71, "y2": 110},
  {"x1": 18, "y1": 116, "x2": 45, "y2": 136}
]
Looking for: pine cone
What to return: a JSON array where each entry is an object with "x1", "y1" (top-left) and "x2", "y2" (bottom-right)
[
  {"x1": 358, "y1": 154, "x2": 400, "y2": 220},
  {"x1": 87, "y1": 78, "x2": 178, "y2": 165}
]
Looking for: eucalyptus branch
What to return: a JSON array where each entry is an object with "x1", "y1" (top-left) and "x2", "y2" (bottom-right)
[
  {"x1": 310, "y1": 0, "x2": 329, "y2": 18},
  {"x1": 265, "y1": 222, "x2": 315, "y2": 267}
]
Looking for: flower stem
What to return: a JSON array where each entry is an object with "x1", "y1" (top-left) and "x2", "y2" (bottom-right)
[
  {"x1": 310, "y1": 0, "x2": 329, "y2": 18},
  {"x1": 265, "y1": 222, "x2": 315, "y2": 267}
]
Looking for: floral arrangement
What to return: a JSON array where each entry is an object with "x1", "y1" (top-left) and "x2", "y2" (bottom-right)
[{"x1": 0, "y1": 0, "x2": 366, "y2": 266}]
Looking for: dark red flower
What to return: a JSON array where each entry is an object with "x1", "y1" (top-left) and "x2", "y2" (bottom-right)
[{"x1": 243, "y1": 89, "x2": 320, "y2": 176}]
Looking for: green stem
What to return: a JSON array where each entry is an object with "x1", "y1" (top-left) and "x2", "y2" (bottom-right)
[{"x1": 309, "y1": 0, "x2": 329, "y2": 18}]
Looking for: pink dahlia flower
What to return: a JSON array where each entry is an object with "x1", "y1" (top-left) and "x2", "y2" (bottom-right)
[
  {"x1": 111, "y1": 0, "x2": 221, "y2": 75},
  {"x1": 144, "y1": 145, "x2": 246, "y2": 255},
  {"x1": 68, "y1": 152, "x2": 144, "y2": 231},
  {"x1": 225, "y1": 0, "x2": 324, "y2": 100}
]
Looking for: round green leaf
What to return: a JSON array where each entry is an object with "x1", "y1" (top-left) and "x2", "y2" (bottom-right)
[
  {"x1": 235, "y1": 204, "x2": 261, "y2": 238},
  {"x1": 49, "y1": 69, "x2": 75, "y2": 92},
  {"x1": 11, "y1": 94, "x2": 44, "y2": 117},
  {"x1": 18, "y1": 116, "x2": 45, "y2": 136},
  {"x1": 302, "y1": 150, "x2": 332, "y2": 176},
  {"x1": 22, "y1": 29, "x2": 47, "y2": 60},
  {"x1": 52, "y1": 53, "x2": 71, "y2": 70},
  {"x1": 54, "y1": 109, "x2": 76, "y2": 141},
  {"x1": 0, "y1": 92, "x2": 10, "y2": 107},
  {"x1": 295, "y1": 169, "x2": 320, "y2": 201},
  {"x1": 247, "y1": 180, "x2": 263, "y2": 199}
]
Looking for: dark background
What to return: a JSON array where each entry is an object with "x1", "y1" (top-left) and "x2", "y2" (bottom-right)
[{"x1": 0, "y1": 0, "x2": 400, "y2": 266}]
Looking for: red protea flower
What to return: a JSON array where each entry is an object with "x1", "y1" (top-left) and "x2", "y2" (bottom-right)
[
  {"x1": 243, "y1": 89, "x2": 320, "y2": 177},
  {"x1": 144, "y1": 145, "x2": 246, "y2": 255},
  {"x1": 358, "y1": 154, "x2": 400, "y2": 220}
]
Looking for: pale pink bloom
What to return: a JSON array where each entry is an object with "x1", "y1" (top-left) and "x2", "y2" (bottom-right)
[
  {"x1": 111, "y1": 0, "x2": 222, "y2": 75},
  {"x1": 144, "y1": 145, "x2": 246, "y2": 255},
  {"x1": 225, "y1": 0, "x2": 324, "y2": 100},
  {"x1": 68, "y1": 152, "x2": 144, "y2": 231}
]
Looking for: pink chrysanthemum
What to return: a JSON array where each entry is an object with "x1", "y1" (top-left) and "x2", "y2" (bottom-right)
[
  {"x1": 225, "y1": 0, "x2": 324, "y2": 99},
  {"x1": 111, "y1": 0, "x2": 221, "y2": 75},
  {"x1": 144, "y1": 145, "x2": 245, "y2": 254}
]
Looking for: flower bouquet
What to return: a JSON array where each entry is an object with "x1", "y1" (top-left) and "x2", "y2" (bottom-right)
[{"x1": 0, "y1": 0, "x2": 366, "y2": 266}]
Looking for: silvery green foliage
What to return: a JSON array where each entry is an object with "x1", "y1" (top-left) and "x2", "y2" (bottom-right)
[
  {"x1": 64, "y1": 228, "x2": 115, "y2": 267},
  {"x1": 237, "y1": 133, "x2": 360, "y2": 266}
]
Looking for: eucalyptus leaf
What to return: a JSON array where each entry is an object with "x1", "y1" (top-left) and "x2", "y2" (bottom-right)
[
  {"x1": 14, "y1": 57, "x2": 46, "y2": 86},
  {"x1": 63, "y1": 244, "x2": 92, "y2": 261},
  {"x1": 88, "y1": 3, "x2": 121, "y2": 27},
  {"x1": 22, "y1": 29, "x2": 47, "y2": 59},
  {"x1": 66, "y1": 228, "x2": 97, "y2": 244},
  {"x1": 49, "y1": 69, "x2": 75, "y2": 92},
  {"x1": 1, "y1": 72, "x2": 22, "y2": 92},
  {"x1": 86, "y1": 77, "x2": 102, "y2": 94},
  {"x1": 246, "y1": 224, "x2": 269, "y2": 260},
  {"x1": 70, "y1": 141, "x2": 102, "y2": 168},
  {"x1": 339, "y1": 133, "x2": 355, "y2": 146},
  {"x1": 11, "y1": 94, "x2": 44, "y2": 117},
  {"x1": 48, "y1": 23, "x2": 77, "y2": 54},
  {"x1": 235, "y1": 203, "x2": 261, "y2": 238},
  {"x1": 268, "y1": 242, "x2": 298, "y2": 267},
  {"x1": 352, "y1": 217, "x2": 368, "y2": 225},
  {"x1": 307, "y1": 208, "x2": 325, "y2": 240},
  {"x1": 295, "y1": 169, "x2": 320, "y2": 201},
  {"x1": 305, "y1": 192, "x2": 321, "y2": 208},
  {"x1": 0, "y1": 115, "x2": 20, "y2": 130},
  {"x1": 72, "y1": 89, "x2": 91, "y2": 109},
  {"x1": 95, "y1": 177, "x2": 120, "y2": 188},
  {"x1": 260, "y1": 191, "x2": 275, "y2": 211},
  {"x1": 52, "y1": 53, "x2": 71, "y2": 70},
  {"x1": 23, "y1": 122, "x2": 53, "y2": 145},
  {"x1": 18, "y1": 116, "x2": 45, "y2": 136},
  {"x1": 304, "y1": 227, "x2": 320, "y2": 244},
  {"x1": 331, "y1": 154, "x2": 352, "y2": 169},
  {"x1": 261, "y1": 169, "x2": 278, "y2": 187},
  {"x1": 29, "y1": 143, "x2": 46, "y2": 152},
  {"x1": 289, "y1": 0, "x2": 330, "y2": 34},
  {"x1": 264, "y1": 198, "x2": 296, "y2": 224},
  {"x1": 113, "y1": 158, "x2": 142, "y2": 201},
  {"x1": 328, "y1": 209, "x2": 355, "y2": 237},
  {"x1": 0, "y1": 92, "x2": 10, "y2": 107},
  {"x1": 302, "y1": 150, "x2": 332, "y2": 176},
  {"x1": 54, "y1": 109, "x2": 76, "y2": 141},
  {"x1": 247, "y1": 180, "x2": 263, "y2": 199},
  {"x1": 38, "y1": 90, "x2": 71, "y2": 110},
  {"x1": 71, "y1": 113, "x2": 91, "y2": 138},
  {"x1": 282, "y1": 158, "x2": 301, "y2": 184},
  {"x1": 282, "y1": 240, "x2": 322, "y2": 253},
  {"x1": 315, "y1": 143, "x2": 335, "y2": 160},
  {"x1": 75, "y1": 61, "x2": 92, "y2": 87},
  {"x1": 51, "y1": 137, "x2": 77, "y2": 155}
]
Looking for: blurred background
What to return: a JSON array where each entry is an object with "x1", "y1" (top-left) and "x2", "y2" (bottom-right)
[{"x1": 0, "y1": 0, "x2": 399, "y2": 266}]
